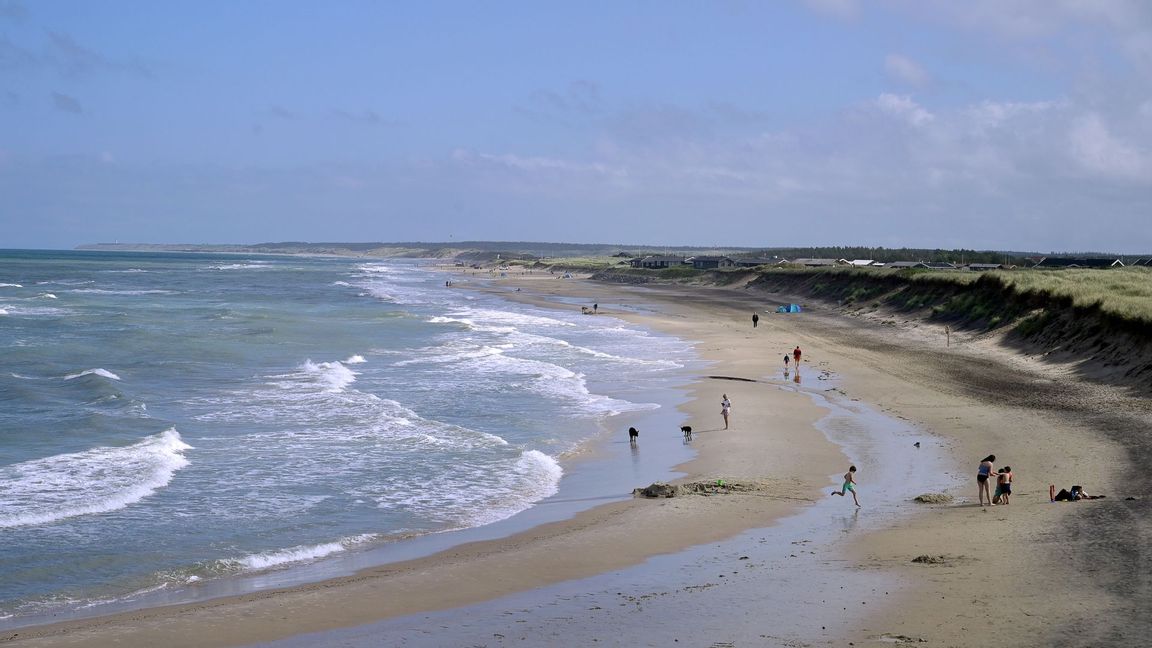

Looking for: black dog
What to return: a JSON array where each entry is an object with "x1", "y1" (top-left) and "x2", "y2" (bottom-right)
[
  {"x1": 629, "y1": 427, "x2": 639, "y2": 444},
  {"x1": 681, "y1": 425, "x2": 693, "y2": 440}
]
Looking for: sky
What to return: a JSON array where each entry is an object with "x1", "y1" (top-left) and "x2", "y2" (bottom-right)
[{"x1": 2, "y1": 1, "x2": 1151, "y2": 252}]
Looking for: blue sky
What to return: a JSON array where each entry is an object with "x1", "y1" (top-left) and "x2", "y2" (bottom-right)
[{"x1": 2, "y1": 0, "x2": 1151, "y2": 252}]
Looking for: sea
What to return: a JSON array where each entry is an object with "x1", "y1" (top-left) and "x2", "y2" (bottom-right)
[{"x1": 0, "y1": 250, "x2": 698, "y2": 626}]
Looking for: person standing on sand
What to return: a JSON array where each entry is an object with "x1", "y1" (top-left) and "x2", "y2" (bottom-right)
[
  {"x1": 721, "y1": 394, "x2": 731, "y2": 429},
  {"x1": 752, "y1": 312, "x2": 759, "y2": 328},
  {"x1": 783, "y1": 354, "x2": 790, "y2": 370},
  {"x1": 977, "y1": 454, "x2": 997, "y2": 506},
  {"x1": 793, "y1": 346, "x2": 802, "y2": 365},
  {"x1": 831, "y1": 465, "x2": 860, "y2": 507}
]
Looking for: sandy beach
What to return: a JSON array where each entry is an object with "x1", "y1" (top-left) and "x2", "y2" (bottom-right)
[{"x1": 6, "y1": 269, "x2": 1150, "y2": 647}]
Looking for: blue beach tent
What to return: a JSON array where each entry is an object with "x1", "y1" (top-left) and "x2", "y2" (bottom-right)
[{"x1": 776, "y1": 304, "x2": 802, "y2": 313}]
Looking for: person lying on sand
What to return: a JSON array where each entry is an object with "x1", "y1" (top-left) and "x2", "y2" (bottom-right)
[{"x1": 1053, "y1": 485, "x2": 1105, "y2": 501}]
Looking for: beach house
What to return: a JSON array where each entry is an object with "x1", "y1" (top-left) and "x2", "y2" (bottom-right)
[{"x1": 688, "y1": 256, "x2": 736, "y2": 270}]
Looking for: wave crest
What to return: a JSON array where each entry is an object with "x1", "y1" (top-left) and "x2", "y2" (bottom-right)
[
  {"x1": 0, "y1": 429, "x2": 193, "y2": 528},
  {"x1": 64, "y1": 368, "x2": 122, "y2": 381}
]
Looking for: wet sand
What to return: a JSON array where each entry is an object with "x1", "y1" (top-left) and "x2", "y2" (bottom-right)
[{"x1": 7, "y1": 269, "x2": 1150, "y2": 647}]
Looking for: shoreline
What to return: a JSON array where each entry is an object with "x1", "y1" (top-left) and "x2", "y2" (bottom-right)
[{"x1": 6, "y1": 269, "x2": 1149, "y2": 646}]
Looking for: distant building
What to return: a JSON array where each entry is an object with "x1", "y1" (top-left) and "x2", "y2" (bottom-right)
[
  {"x1": 923, "y1": 262, "x2": 959, "y2": 270},
  {"x1": 1031, "y1": 257, "x2": 1125, "y2": 269},
  {"x1": 730, "y1": 256, "x2": 783, "y2": 268},
  {"x1": 631, "y1": 255, "x2": 688, "y2": 269},
  {"x1": 689, "y1": 255, "x2": 735, "y2": 270},
  {"x1": 965, "y1": 263, "x2": 1008, "y2": 271},
  {"x1": 1127, "y1": 258, "x2": 1151, "y2": 267},
  {"x1": 848, "y1": 259, "x2": 879, "y2": 267},
  {"x1": 886, "y1": 261, "x2": 929, "y2": 269},
  {"x1": 789, "y1": 258, "x2": 846, "y2": 267}
]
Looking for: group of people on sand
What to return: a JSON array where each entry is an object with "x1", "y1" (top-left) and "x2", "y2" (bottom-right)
[
  {"x1": 783, "y1": 346, "x2": 801, "y2": 370},
  {"x1": 976, "y1": 455, "x2": 1014, "y2": 506}
]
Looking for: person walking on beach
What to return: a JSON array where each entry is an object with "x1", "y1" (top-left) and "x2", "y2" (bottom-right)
[
  {"x1": 752, "y1": 312, "x2": 759, "y2": 328},
  {"x1": 793, "y1": 346, "x2": 802, "y2": 365},
  {"x1": 783, "y1": 354, "x2": 790, "y2": 370},
  {"x1": 977, "y1": 454, "x2": 997, "y2": 506},
  {"x1": 720, "y1": 394, "x2": 731, "y2": 429},
  {"x1": 831, "y1": 465, "x2": 860, "y2": 507}
]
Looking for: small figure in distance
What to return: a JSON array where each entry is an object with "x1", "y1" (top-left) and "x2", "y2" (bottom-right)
[
  {"x1": 783, "y1": 354, "x2": 790, "y2": 370},
  {"x1": 752, "y1": 312, "x2": 759, "y2": 328},
  {"x1": 720, "y1": 394, "x2": 731, "y2": 430},
  {"x1": 681, "y1": 425, "x2": 693, "y2": 441},
  {"x1": 793, "y1": 346, "x2": 802, "y2": 365},
  {"x1": 831, "y1": 465, "x2": 860, "y2": 507},
  {"x1": 628, "y1": 426, "x2": 639, "y2": 446},
  {"x1": 914, "y1": 441, "x2": 921, "y2": 448},
  {"x1": 593, "y1": 303, "x2": 598, "y2": 314}
]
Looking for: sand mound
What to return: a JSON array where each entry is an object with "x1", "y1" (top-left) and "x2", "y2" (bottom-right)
[
  {"x1": 913, "y1": 493, "x2": 954, "y2": 504},
  {"x1": 632, "y1": 480, "x2": 766, "y2": 498}
]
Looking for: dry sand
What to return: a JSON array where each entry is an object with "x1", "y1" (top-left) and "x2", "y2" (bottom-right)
[{"x1": 6, "y1": 269, "x2": 1149, "y2": 647}]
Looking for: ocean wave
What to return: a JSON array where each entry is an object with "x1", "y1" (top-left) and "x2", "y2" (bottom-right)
[
  {"x1": 215, "y1": 534, "x2": 377, "y2": 573},
  {"x1": 0, "y1": 304, "x2": 70, "y2": 317},
  {"x1": 0, "y1": 308, "x2": 6, "y2": 316},
  {"x1": 383, "y1": 449, "x2": 564, "y2": 528},
  {"x1": 344, "y1": 354, "x2": 367, "y2": 364},
  {"x1": 0, "y1": 283, "x2": 22, "y2": 288},
  {"x1": 71, "y1": 289, "x2": 176, "y2": 296},
  {"x1": 298, "y1": 360, "x2": 357, "y2": 392},
  {"x1": 462, "y1": 450, "x2": 563, "y2": 525},
  {"x1": 399, "y1": 341, "x2": 655, "y2": 415},
  {"x1": 37, "y1": 293, "x2": 57, "y2": 299},
  {"x1": 206, "y1": 262, "x2": 268, "y2": 271},
  {"x1": 64, "y1": 368, "x2": 122, "y2": 381},
  {"x1": 450, "y1": 307, "x2": 576, "y2": 330},
  {"x1": 0, "y1": 429, "x2": 193, "y2": 528}
]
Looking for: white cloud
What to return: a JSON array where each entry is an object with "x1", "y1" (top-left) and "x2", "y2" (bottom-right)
[
  {"x1": 1068, "y1": 113, "x2": 1150, "y2": 180},
  {"x1": 874, "y1": 93, "x2": 934, "y2": 127},
  {"x1": 884, "y1": 54, "x2": 930, "y2": 87},
  {"x1": 965, "y1": 99, "x2": 1057, "y2": 131},
  {"x1": 889, "y1": 0, "x2": 1152, "y2": 75}
]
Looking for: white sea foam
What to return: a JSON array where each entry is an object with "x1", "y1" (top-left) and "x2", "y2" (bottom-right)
[
  {"x1": 219, "y1": 534, "x2": 376, "y2": 572},
  {"x1": 64, "y1": 368, "x2": 122, "y2": 381},
  {"x1": 394, "y1": 449, "x2": 565, "y2": 528},
  {"x1": 0, "y1": 308, "x2": 6, "y2": 316},
  {"x1": 207, "y1": 262, "x2": 268, "y2": 271},
  {"x1": 0, "y1": 283, "x2": 22, "y2": 288},
  {"x1": 344, "y1": 354, "x2": 367, "y2": 364},
  {"x1": 299, "y1": 360, "x2": 357, "y2": 392},
  {"x1": 37, "y1": 293, "x2": 57, "y2": 299},
  {"x1": 72, "y1": 289, "x2": 176, "y2": 295},
  {"x1": 0, "y1": 429, "x2": 193, "y2": 528},
  {"x1": 0, "y1": 304, "x2": 70, "y2": 317}
]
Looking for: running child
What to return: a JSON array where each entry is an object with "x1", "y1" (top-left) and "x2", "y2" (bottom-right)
[{"x1": 831, "y1": 465, "x2": 860, "y2": 507}]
